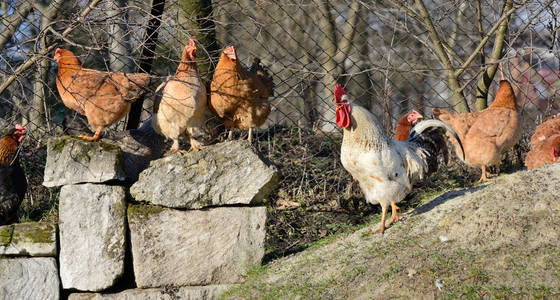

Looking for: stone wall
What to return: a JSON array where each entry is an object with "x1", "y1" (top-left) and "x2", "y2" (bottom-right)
[{"x1": 0, "y1": 137, "x2": 279, "y2": 299}]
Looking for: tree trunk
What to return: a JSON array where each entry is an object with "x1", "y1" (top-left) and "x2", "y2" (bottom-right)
[
  {"x1": 126, "y1": 0, "x2": 166, "y2": 130},
  {"x1": 28, "y1": 0, "x2": 64, "y2": 133},
  {"x1": 0, "y1": 1, "x2": 33, "y2": 50},
  {"x1": 345, "y1": 5, "x2": 371, "y2": 110},
  {"x1": 107, "y1": 0, "x2": 133, "y2": 73},
  {"x1": 315, "y1": 0, "x2": 360, "y2": 132},
  {"x1": 106, "y1": 0, "x2": 134, "y2": 130},
  {"x1": 177, "y1": 0, "x2": 219, "y2": 85},
  {"x1": 474, "y1": 0, "x2": 513, "y2": 111}
]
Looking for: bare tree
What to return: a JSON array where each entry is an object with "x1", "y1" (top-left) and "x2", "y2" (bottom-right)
[
  {"x1": 27, "y1": 0, "x2": 64, "y2": 132},
  {"x1": 388, "y1": 0, "x2": 528, "y2": 112}
]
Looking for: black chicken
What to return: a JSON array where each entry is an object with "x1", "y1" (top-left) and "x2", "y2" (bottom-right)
[{"x1": 0, "y1": 124, "x2": 27, "y2": 225}]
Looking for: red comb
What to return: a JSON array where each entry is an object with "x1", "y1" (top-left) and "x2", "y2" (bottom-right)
[
  {"x1": 15, "y1": 124, "x2": 24, "y2": 131},
  {"x1": 334, "y1": 84, "x2": 346, "y2": 102},
  {"x1": 189, "y1": 37, "x2": 196, "y2": 46}
]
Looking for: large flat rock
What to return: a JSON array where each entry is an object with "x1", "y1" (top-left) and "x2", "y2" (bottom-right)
[
  {"x1": 68, "y1": 285, "x2": 232, "y2": 300},
  {"x1": 43, "y1": 136, "x2": 126, "y2": 187},
  {"x1": 0, "y1": 222, "x2": 56, "y2": 256},
  {"x1": 128, "y1": 205, "x2": 266, "y2": 288},
  {"x1": 59, "y1": 184, "x2": 127, "y2": 291},
  {"x1": 130, "y1": 140, "x2": 280, "y2": 209},
  {"x1": 0, "y1": 257, "x2": 60, "y2": 300}
]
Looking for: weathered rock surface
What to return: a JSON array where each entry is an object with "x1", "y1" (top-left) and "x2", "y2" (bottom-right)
[
  {"x1": 68, "y1": 285, "x2": 232, "y2": 300},
  {"x1": 0, "y1": 222, "x2": 56, "y2": 256},
  {"x1": 43, "y1": 136, "x2": 126, "y2": 187},
  {"x1": 130, "y1": 140, "x2": 280, "y2": 209},
  {"x1": 59, "y1": 184, "x2": 127, "y2": 291},
  {"x1": 128, "y1": 205, "x2": 266, "y2": 287},
  {"x1": 0, "y1": 257, "x2": 60, "y2": 300},
  {"x1": 101, "y1": 118, "x2": 167, "y2": 183}
]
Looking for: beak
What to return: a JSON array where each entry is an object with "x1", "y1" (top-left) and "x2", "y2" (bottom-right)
[{"x1": 417, "y1": 114, "x2": 424, "y2": 120}]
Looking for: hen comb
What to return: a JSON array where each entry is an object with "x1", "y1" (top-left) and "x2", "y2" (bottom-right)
[
  {"x1": 334, "y1": 84, "x2": 346, "y2": 102},
  {"x1": 15, "y1": 124, "x2": 24, "y2": 131},
  {"x1": 188, "y1": 37, "x2": 196, "y2": 47}
]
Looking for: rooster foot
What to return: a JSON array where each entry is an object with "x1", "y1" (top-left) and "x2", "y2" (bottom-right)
[
  {"x1": 386, "y1": 202, "x2": 401, "y2": 226},
  {"x1": 366, "y1": 206, "x2": 389, "y2": 235},
  {"x1": 366, "y1": 225, "x2": 386, "y2": 235}
]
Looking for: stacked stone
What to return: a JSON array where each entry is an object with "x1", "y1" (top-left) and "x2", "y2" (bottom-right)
[
  {"x1": 63, "y1": 140, "x2": 279, "y2": 299},
  {"x1": 43, "y1": 136, "x2": 128, "y2": 293},
  {"x1": 0, "y1": 222, "x2": 59, "y2": 300}
]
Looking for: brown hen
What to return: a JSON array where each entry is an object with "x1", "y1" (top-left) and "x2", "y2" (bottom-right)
[
  {"x1": 209, "y1": 46, "x2": 274, "y2": 143},
  {"x1": 394, "y1": 110, "x2": 423, "y2": 141},
  {"x1": 54, "y1": 48, "x2": 150, "y2": 141},
  {"x1": 529, "y1": 114, "x2": 560, "y2": 146},
  {"x1": 525, "y1": 114, "x2": 560, "y2": 169},
  {"x1": 433, "y1": 79, "x2": 521, "y2": 181}
]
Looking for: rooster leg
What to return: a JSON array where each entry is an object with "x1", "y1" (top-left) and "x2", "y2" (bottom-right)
[
  {"x1": 227, "y1": 129, "x2": 233, "y2": 141},
  {"x1": 79, "y1": 126, "x2": 103, "y2": 142},
  {"x1": 367, "y1": 205, "x2": 388, "y2": 235},
  {"x1": 386, "y1": 202, "x2": 401, "y2": 226},
  {"x1": 248, "y1": 127, "x2": 253, "y2": 143}
]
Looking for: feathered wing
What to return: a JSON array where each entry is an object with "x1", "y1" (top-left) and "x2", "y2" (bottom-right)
[{"x1": 65, "y1": 69, "x2": 149, "y2": 102}]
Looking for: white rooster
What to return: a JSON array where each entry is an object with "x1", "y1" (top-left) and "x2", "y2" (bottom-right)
[{"x1": 334, "y1": 84, "x2": 464, "y2": 234}]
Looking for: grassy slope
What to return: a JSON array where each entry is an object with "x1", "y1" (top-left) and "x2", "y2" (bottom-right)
[{"x1": 224, "y1": 164, "x2": 560, "y2": 299}]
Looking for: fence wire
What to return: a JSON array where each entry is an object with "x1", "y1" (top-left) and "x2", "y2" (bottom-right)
[{"x1": 0, "y1": 0, "x2": 559, "y2": 221}]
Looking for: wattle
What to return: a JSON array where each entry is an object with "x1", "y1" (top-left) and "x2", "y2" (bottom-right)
[{"x1": 336, "y1": 105, "x2": 351, "y2": 128}]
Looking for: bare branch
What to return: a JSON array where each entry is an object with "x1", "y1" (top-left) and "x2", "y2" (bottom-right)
[
  {"x1": 454, "y1": 0, "x2": 530, "y2": 78},
  {"x1": 0, "y1": 1, "x2": 33, "y2": 50},
  {"x1": 414, "y1": 0, "x2": 469, "y2": 112},
  {"x1": 0, "y1": 0, "x2": 103, "y2": 96}
]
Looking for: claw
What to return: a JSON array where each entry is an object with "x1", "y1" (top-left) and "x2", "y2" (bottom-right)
[
  {"x1": 366, "y1": 206, "x2": 388, "y2": 235},
  {"x1": 386, "y1": 202, "x2": 401, "y2": 226},
  {"x1": 188, "y1": 145, "x2": 204, "y2": 152},
  {"x1": 79, "y1": 126, "x2": 103, "y2": 142},
  {"x1": 479, "y1": 166, "x2": 497, "y2": 182}
]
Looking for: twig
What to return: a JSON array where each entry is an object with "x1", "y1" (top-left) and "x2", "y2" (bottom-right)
[{"x1": 0, "y1": 0, "x2": 103, "y2": 95}]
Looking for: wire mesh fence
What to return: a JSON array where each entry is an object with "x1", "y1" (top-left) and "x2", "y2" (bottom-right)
[{"x1": 1, "y1": 0, "x2": 559, "y2": 225}]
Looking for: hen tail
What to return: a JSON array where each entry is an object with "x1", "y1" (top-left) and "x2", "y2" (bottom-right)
[
  {"x1": 250, "y1": 58, "x2": 274, "y2": 97},
  {"x1": 121, "y1": 73, "x2": 152, "y2": 102},
  {"x1": 408, "y1": 119, "x2": 465, "y2": 174}
]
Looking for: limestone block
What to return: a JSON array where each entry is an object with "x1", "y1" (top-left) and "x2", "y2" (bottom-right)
[
  {"x1": 59, "y1": 184, "x2": 126, "y2": 291},
  {"x1": 128, "y1": 205, "x2": 266, "y2": 287},
  {"x1": 43, "y1": 136, "x2": 126, "y2": 187},
  {"x1": 0, "y1": 257, "x2": 59, "y2": 300},
  {"x1": 0, "y1": 222, "x2": 56, "y2": 256},
  {"x1": 130, "y1": 140, "x2": 279, "y2": 209}
]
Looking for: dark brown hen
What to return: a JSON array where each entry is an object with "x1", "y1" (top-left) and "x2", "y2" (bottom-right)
[{"x1": 0, "y1": 125, "x2": 27, "y2": 225}]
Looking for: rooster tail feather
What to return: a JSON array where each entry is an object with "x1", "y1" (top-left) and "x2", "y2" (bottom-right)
[
  {"x1": 403, "y1": 149, "x2": 429, "y2": 181},
  {"x1": 408, "y1": 119, "x2": 465, "y2": 161}
]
